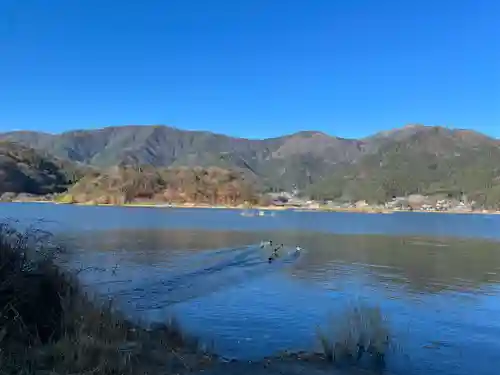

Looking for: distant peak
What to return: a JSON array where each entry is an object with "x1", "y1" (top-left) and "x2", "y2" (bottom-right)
[
  {"x1": 372, "y1": 124, "x2": 429, "y2": 138},
  {"x1": 402, "y1": 123, "x2": 426, "y2": 129},
  {"x1": 289, "y1": 130, "x2": 330, "y2": 138}
]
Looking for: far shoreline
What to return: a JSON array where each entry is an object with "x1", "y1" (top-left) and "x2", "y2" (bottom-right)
[{"x1": 4, "y1": 200, "x2": 500, "y2": 215}]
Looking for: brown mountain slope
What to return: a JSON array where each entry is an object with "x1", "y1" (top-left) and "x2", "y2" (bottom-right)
[{"x1": 62, "y1": 165, "x2": 260, "y2": 205}]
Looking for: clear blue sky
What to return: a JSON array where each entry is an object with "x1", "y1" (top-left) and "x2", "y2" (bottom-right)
[{"x1": 1, "y1": 0, "x2": 498, "y2": 139}]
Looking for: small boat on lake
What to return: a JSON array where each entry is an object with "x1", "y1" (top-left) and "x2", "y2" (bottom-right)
[{"x1": 240, "y1": 209, "x2": 276, "y2": 217}]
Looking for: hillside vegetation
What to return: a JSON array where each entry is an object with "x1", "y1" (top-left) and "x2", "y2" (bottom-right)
[
  {"x1": 307, "y1": 127, "x2": 500, "y2": 208},
  {"x1": 0, "y1": 141, "x2": 86, "y2": 197},
  {"x1": 60, "y1": 166, "x2": 260, "y2": 205}
]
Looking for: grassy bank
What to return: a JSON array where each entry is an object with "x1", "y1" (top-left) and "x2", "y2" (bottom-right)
[{"x1": 0, "y1": 224, "x2": 215, "y2": 375}]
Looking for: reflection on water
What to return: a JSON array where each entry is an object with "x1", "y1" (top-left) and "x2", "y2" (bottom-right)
[
  {"x1": 65, "y1": 229, "x2": 500, "y2": 295},
  {"x1": 290, "y1": 235, "x2": 500, "y2": 294},
  {"x1": 58, "y1": 228, "x2": 500, "y2": 375},
  {"x1": 4, "y1": 203, "x2": 500, "y2": 240}
]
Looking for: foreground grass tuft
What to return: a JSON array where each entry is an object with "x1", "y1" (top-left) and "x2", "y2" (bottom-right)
[
  {"x1": 0, "y1": 224, "x2": 215, "y2": 375},
  {"x1": 317, "y1": 303, "x2": 391, "y2": 369}
]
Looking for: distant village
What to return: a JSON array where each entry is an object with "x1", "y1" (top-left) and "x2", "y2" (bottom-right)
[{"x1": 267, "y1": 191, "x2": 488, "y2": 213}]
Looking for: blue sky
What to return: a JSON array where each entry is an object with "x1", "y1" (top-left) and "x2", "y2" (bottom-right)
[{"x1": 1, "y1": 0, "x2": 498, "y2": 139}]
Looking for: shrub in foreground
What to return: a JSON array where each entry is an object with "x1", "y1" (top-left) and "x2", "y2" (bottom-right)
[
  {"x1": 0, "y1": 224, "x2": 214, "y2": 375},
  {"x1": 317, "y1": 303, "x2": 391, "y2": 369}
]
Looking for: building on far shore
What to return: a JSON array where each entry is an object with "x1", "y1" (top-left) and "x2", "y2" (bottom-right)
[{"x1": 355, "y1": 200, "x2": 369, "y2": 208}]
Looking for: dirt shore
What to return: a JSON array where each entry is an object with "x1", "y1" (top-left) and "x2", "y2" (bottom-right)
[
  {"x1": 191, "y1": 356, "x2": 381, "y2": 375},
  {"x1": 8, "y1": 199, "x2": 500, "y2": 215}
]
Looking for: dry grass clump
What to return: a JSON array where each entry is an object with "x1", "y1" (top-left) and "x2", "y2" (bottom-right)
[
  {"x1": 0, "y1": 223, "x2": 215, "y2": 375},
  {"x1": 316, "y1": 303, "x2": 392, "y2": 370}
]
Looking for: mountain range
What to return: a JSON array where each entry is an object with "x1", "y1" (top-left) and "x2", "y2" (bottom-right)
[
  {"x1": 0, "y1": 125, "x2": 365, "y2": 190},
  {"x1": 1, "y1": 124, "x2": 500, "y2": 207}
]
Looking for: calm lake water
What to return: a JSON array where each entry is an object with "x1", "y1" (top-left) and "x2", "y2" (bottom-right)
[{"x1": 2, "y1": 203, "x2": 500, "y2": 375}]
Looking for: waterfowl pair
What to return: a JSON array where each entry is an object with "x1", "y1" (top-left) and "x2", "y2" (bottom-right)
[{"x1": 268, "y1": 244, "x2": 284, "y2": 262}]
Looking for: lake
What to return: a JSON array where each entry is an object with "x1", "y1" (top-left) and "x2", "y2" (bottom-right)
[{"x1": 2, "y1": 203, "x2": 500, "y2": 375}]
